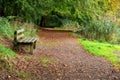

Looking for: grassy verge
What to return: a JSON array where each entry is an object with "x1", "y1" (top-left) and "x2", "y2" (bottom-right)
[
  {"x1": 0, "y1": 44, "x2": 17, "y2": 59},
  {"x1": 78, "y1": 39, "x2": 120, "y2": 68}
]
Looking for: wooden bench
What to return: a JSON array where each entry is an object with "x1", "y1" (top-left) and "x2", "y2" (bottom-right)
[{"x1": 13, "y1": 29, "x2": 37, "y2": 54}]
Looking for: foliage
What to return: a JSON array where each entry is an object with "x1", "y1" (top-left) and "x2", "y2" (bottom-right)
[
  {"x1": 0, "y1": 0, "x2": 120, "y2": 43},
  {"x1": 114, "y1": 27, "x2": 120, "y2": 44},
  {"x1": 109, "y1": 0, "x2": 120, "y2": 13},
  {"x1": 78, "y1": 39, "x2": 120, "y2": 67},
  {"x1": 40, "y1": 15, "x2": 62, "y2": 27},
  {"x1": 0, "y1": 44, "x2": 16, "y2": 59},
  {"x1": 57, "y1": 19, "x2": 80, "y2": 32},
  {"x1": 0, "y1": 17, "x2": 37, "y2": 39},
  {"x1": 0, "y1": 0, "x2": 120, "y2": 24},
  {"x1": 80, "y1": 18, "x2": 117, "y2": 42},
  {"x1": 0, "y1": 18, "x2": 14, "y2": 38}
]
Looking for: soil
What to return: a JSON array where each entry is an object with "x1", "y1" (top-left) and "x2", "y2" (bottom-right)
[{"x1": 0, "y1": 28, "x2": 120, "y2": 80}]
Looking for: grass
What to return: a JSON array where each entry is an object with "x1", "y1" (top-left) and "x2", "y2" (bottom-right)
[
  {"x1": 0, "y1": 44, "x2": 16, "y2": 72},
  {"x1": 0, "y1": 44, "x2": 17, "y2": 59},
  {"x1": 0, "y1": 18, "x2": 14, "y2": 39},
  {"x1": 78, "y1": 39, "x2": 120, "y2": 68}
]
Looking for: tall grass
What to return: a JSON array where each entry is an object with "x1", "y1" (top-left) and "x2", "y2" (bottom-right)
[
  {"x1": 80, "y1": 19, "x2": 116, "y2": 42},
  {"x1": 0, "y1": 18, "x2": 14, "y2": 39},
  {"x1": 114, "y1": 27, "x2": 120, "y2": 44}
]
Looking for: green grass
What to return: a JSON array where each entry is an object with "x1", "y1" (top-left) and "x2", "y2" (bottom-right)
[
  {"x1": 78, "y1": 39, "x2": 120, "y2": 68},
  {"x1": 0, "y1": 44, "x2": 17, "y2": 59},
  {"x1": 0, "y1": 18, "x2": 14, "y2": 39}
]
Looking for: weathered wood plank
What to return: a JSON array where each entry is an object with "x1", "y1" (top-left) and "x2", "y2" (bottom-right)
[
  {"x1": 31, "y1": 38, "x2": 37, "y2": 42},
  {"x1": 17, "y1": 34, "x2": 24, "y2": 40},
  {"x1": 29, "y1": 38, "x2": 36, "y2": 42},
  {"x1": 24, "y1": 38, "x2": 30, "y2": 43},
  {"x1": 19, "y1": 38, "x2": 27, "y2": 42},
  {"x1": 16, "y1": 29, "x2": 24, "y2": 34},
  {"x1": 19, "y1": 38, "x2": 37, "y2": 43}
]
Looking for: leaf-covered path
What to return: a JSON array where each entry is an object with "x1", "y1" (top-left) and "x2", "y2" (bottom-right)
[
  {"x1": 8, "y1": 28, "x2": 120, "y2": 80},
  {"x1": 34, "y1": 28, "x2": 120, "y2": 80}
]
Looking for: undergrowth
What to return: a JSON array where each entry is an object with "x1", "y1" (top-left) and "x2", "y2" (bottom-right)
[
  {"x1": 78, "y1": 39, "x2": 120, "y2": 68},
  {"x1": 0, "y1": 44, "x2": 16, "y2": 59},
  {"x1": 0, "y1": 17, "x2": 38, "y2": 40}
]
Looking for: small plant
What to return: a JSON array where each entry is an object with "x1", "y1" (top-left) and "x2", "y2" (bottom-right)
[
  {"x1": 40, "y1": 57, "x2": 56, "y2": 67},
  {"x1": 24, "y1": 56, "x2": 31, "y2": 60},
  {"x1": 17, "y1": 71, "x2": 31, "y2": 79}
]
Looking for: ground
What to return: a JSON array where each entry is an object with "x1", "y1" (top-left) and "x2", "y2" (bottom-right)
[{"x1": 0, "y1": 28, "x2": 120, "y2": 80}]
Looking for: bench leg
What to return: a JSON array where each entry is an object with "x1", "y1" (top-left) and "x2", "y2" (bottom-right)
[
  {"x1": 13, "y1": 42, "x2": 18, "y2": 50},
  {"x1": 33, "y1": 41, "x2": 36, "y2": 49},
  {"x1": 30, "y1": 43, "x2": 34, "y2": 54}
]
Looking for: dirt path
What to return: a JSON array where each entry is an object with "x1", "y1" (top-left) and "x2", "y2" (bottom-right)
[
  {"x1": 34, "y1": 28, "x2": 120, "y2": 80},
  {"x1": 3, "y1": 28, "x2": 120, "y2": 80}
]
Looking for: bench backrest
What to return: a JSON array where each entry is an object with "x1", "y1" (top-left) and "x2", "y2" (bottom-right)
[{"x1": 14, "y1": 29, "x2": 24, "y2": 42}]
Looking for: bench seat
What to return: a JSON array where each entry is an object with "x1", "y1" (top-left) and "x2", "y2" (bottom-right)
[{"x1": 18, "y1": 38, "x2": 37, "y2": 43}]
